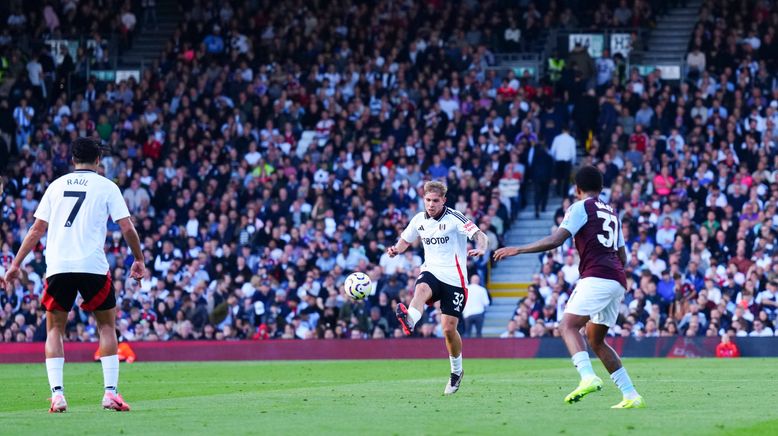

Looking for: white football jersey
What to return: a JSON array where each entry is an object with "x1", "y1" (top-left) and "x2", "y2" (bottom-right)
[
  {"x1": 34, "y1": 169, "x2": 130, "y2": 277},
  {"x1": 400, "y1": 207, "x2": 479, "y2": 287}
]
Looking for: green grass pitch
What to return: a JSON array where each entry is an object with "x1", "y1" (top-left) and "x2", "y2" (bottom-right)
[{"x1": 1, "y1": 358, "x2": 777, "y2": 435}]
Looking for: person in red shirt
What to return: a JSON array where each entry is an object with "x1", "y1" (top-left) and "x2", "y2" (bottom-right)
[
  {"x1": 497, "y1": 79, "x2": 517, "y2": 100},
  {"x1": 715, "y1": 334, "x2": 740, "y2": 358},
  {"x1": 628, "y1": 124, "x2": 648, "y2": 152}
]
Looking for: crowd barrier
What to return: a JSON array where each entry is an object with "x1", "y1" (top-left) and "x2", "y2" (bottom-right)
[{"x1": 2, "y1": 337, "x2": 777, "y2": 363}]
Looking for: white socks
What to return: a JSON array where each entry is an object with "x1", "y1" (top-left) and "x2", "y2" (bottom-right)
[
  {"x1": 571, "y1": 351, "x2": 596, "y2": 379},
  {"x1": 101, "y1": 355, "x2": 120, "y2": 394},
  {"x1": 610, "y1": 367, "x2": 639, "y2": 399},
  {"x1": 407, "y1": 307, "x2": 422, "y2": 329},
  {"x1": 46, "y1": 357, "x2": 64, "y2": 394},
  {"x1": 450, "y1": 354, "x2": 463, "y2": 375}
]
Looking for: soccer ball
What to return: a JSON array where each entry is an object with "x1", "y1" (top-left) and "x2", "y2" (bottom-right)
[{"x1": 344, "y1": 272, "x2": 371, "y2": 300}]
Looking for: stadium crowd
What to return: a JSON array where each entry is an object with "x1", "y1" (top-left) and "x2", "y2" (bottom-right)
[{"x1": 0, "y1": 0, "x2": 776, "y2": 345}]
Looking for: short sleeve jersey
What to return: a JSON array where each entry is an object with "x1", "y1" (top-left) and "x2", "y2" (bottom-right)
[
  {"x1": 34, "y1": 169, "x2": 130, "y2": 277},
  {"x1": 400, "y1": 207, "x2": 479, "y2": 288},
  {"x1": 560, "y1": 197, "x2": 627, "y2": 288}
]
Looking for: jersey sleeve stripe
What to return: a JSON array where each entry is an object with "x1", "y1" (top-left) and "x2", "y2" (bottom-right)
[{"x1": 446, "y1": 208, "x2": 468, "y2": 223}]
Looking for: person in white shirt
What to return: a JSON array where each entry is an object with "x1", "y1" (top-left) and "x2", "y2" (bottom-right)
[
  {"x1": 561, "y1": 254, "x2": 580, "y2": 285},
  {"x1": 749, "y1": 319, "x2": 774, "y2": 337},
  {"x1": 1, "y1": 137, "x2": 144, "y2": 413},
  {"x1": 500, "y1": 319, "x2": 525, "y2": 338},
  {"x1": 595, "y1": 49, "x2": 615, "y2": 87},
  {"x1": 388, "y1": 181, "x2": 488, "y2": 395},
  {"x1": 462, "y1": 274, "x2": 491, "y2": 338},
  {"x1": 550, "y1": 126, "x2": 577, "y2": 196},
  {"x1": 13, "y1": 98, "x2": 34, "y2": 148}
]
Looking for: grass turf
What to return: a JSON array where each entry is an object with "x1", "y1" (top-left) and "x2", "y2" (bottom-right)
[{"x1": 0, "y1": 358, "x2": 776, "y2": 435}]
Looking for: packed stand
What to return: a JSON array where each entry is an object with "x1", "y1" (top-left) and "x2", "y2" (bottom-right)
[
  {"x1": 502, "y1": 0, "x2": 778, "y2": 340},
  {"x1": 0, "y1": 0, "x2": 565, "y2": 343}
]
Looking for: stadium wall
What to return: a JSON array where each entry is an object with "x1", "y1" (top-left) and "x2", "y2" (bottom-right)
[{"x1": 1, "y1": 337, "x2": 777, "y2": 363}]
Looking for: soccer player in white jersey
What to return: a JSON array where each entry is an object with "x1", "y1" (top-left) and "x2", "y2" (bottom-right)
[
  {"x1": 1, "y1": 138, "x2": 145, "y2": 413},
  {"x1": 388, "y1": 181, "x2": 489, "y2": 395}
]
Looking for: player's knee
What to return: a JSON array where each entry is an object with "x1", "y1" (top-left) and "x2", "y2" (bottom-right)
[
  {"x1": 559, "y1": 316, "x2": 577, "y2": 332},
  {"x1": 414, "y1": 283, "x2": 433, "y2": 300},
  {"x1": 442, "y1": 322, "x2": 458, "y2": 336}
]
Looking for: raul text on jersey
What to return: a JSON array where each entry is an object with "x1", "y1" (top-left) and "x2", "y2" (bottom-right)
[{"x1": 66, "y1": 178, "x2": 88, "y2": 186}]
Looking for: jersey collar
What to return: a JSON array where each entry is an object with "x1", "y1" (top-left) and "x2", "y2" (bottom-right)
[
  {"x1": 73, "y1": 169, "x2": 96, "y2": 173},
  {"x1": 425, "y1": 208, "x2": 447, "y2": 221}
]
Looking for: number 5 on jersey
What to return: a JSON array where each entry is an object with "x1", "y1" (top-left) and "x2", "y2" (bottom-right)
[
  {"x1": 63, "y1": 191, "x2": 86, "y2": 227},
  {"x1": 596, "y1": 211, "x2": 618, "y2": 249}
]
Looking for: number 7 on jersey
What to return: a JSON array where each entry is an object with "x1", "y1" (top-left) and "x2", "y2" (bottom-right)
[{"x1": 63, "y1": 191, "x2": 86, "y2": 227}]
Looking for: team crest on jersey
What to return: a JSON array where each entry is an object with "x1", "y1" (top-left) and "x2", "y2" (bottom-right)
[{"x1": 439, "y1": 224, "x2": 446, "y2": 231}]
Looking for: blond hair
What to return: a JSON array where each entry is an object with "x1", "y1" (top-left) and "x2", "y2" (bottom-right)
[{"x1": 424, "y1": 181, "x2": 448, "y2": 197}]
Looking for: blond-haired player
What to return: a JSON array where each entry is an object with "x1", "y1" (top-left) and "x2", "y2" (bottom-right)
[{"x1": 388, "y1": 181, "x2": 488, "y2": 394}]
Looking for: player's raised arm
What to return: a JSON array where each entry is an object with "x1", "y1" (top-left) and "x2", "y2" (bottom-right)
[
  {"x1": 389, "y1": 214, "x2": 421, "y2": 257},
  {"x1": 493, "y1": 227, "x2": 572, "y2": 261},
  {"x1": 387, "y1": 238, "x2": 412, "y2": 257}
]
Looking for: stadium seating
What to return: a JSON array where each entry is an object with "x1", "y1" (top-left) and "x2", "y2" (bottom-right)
[{"x1": 0, "y1": 0, "x2": 777, "y2": 344}]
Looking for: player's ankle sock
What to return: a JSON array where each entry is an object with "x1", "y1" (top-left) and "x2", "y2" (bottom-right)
[
  {"x1": 610, "y1": 367, "x2": 639, "y2": 399},
  {"x1": 449, "y1": 354, "x2": 463, "y2": 375},
  {"x1": 46, "y1": 357, "x2": 65, "y2": 394},
  {"x1": 100, "y1": 355, "x2": 120, "y2": 394},
  {"x1": 571, "y1": 351, "x2": 595, "y2": 379},
  {"x1": 407, "y1": 306, "x2": 422, "y2": 329}
]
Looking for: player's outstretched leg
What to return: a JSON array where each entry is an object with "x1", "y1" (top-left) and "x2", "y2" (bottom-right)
[
  {"x1": 396, "y1": 283, "x2": 432, "y2": 336},
  {"x1": 586, "y1": 323, "x2": 645, "y2": 409},
  {"x1": 559, "y1": 314, "x2": 603, "y2": 404},
  {"x1": 441, "y1": 314, "x2": 463, "y2": 395},
  {"x1": 45, "y1": 310, "x2": 69, "y2": 413},
  {"x1": 95, "y1": 309, "x2": 131, "y2": 411}
]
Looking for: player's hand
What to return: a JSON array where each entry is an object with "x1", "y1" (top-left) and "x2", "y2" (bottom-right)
[
  {"x1": 129, "y1": 260, "x2": 145, "y2": 282},
  {"x1": 386, "y1": 245, "x2": 399, "y2": 258},
  {"x1": 468, "y1": 248, "x2": 485, "y2": 257},
  {"x1": 1, "y1": 264, "x2": 20, "y2": 288},
  {"x1": 493, "y1": 247, "x2": 521, "y2": 262}
]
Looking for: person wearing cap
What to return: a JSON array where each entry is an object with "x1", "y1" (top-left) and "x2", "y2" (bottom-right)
[{"x1": 1, "y1": 137, "x2": 144, "y2": 413}]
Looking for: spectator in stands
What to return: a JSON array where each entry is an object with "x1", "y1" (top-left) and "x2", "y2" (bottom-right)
[
  {"x1": 549, "y1": 126, "x2": 576, "y2": 197},
  {"x1": 1, "y1": 0, "x2": 778, "y2": 345},
  {"x1": 463, "y1": 274, "x2": 490, "y2": 338}
]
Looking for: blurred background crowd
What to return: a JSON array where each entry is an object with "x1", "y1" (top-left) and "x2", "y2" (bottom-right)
[{"x1": 0, "y1": 0, "x2": 777, "y2": 345}]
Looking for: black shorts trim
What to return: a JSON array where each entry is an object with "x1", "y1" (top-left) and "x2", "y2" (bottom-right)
[
  {"x1": 42, "y1": 272, "x2": 114, "y2": 312},
  {"x1": 415, "y1": 272, "x2": 467, "y2": 317}
]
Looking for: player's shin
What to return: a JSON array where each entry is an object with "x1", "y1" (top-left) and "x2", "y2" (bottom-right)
[
  {"x1": 449, "y1": 353, "x2": 463, "y2": 375},
  {"x1": 571, "y1": 351, "x2": 595, "y2": 380},
  {"x1": 101, "y1": 354, "x2": 120, "y2": 393},
  {"x1": 610, "y1": 367, "x2": 640, "y2": 400},
  {"x1": 406, "y1": 306, "x2": 422, "y2": 329},
  {"x1": 46, "y1": 357, "x2": 65, "y2": 394}
]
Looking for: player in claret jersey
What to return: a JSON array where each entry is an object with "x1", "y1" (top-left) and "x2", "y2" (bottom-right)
[
  {"x1": 1, "y1": 137, "x2": 145, "y2": 413},
  {"x1": 388, "y1": 181, "x2": 489, "y2": 395},
  {"x1": 494, "y1": 166, "x2": 645, "y2": 409}
]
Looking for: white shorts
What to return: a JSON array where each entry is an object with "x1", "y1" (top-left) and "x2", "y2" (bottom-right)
[{"x1": 564, "y1": 277, "x2": 625, "y2": 327}]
